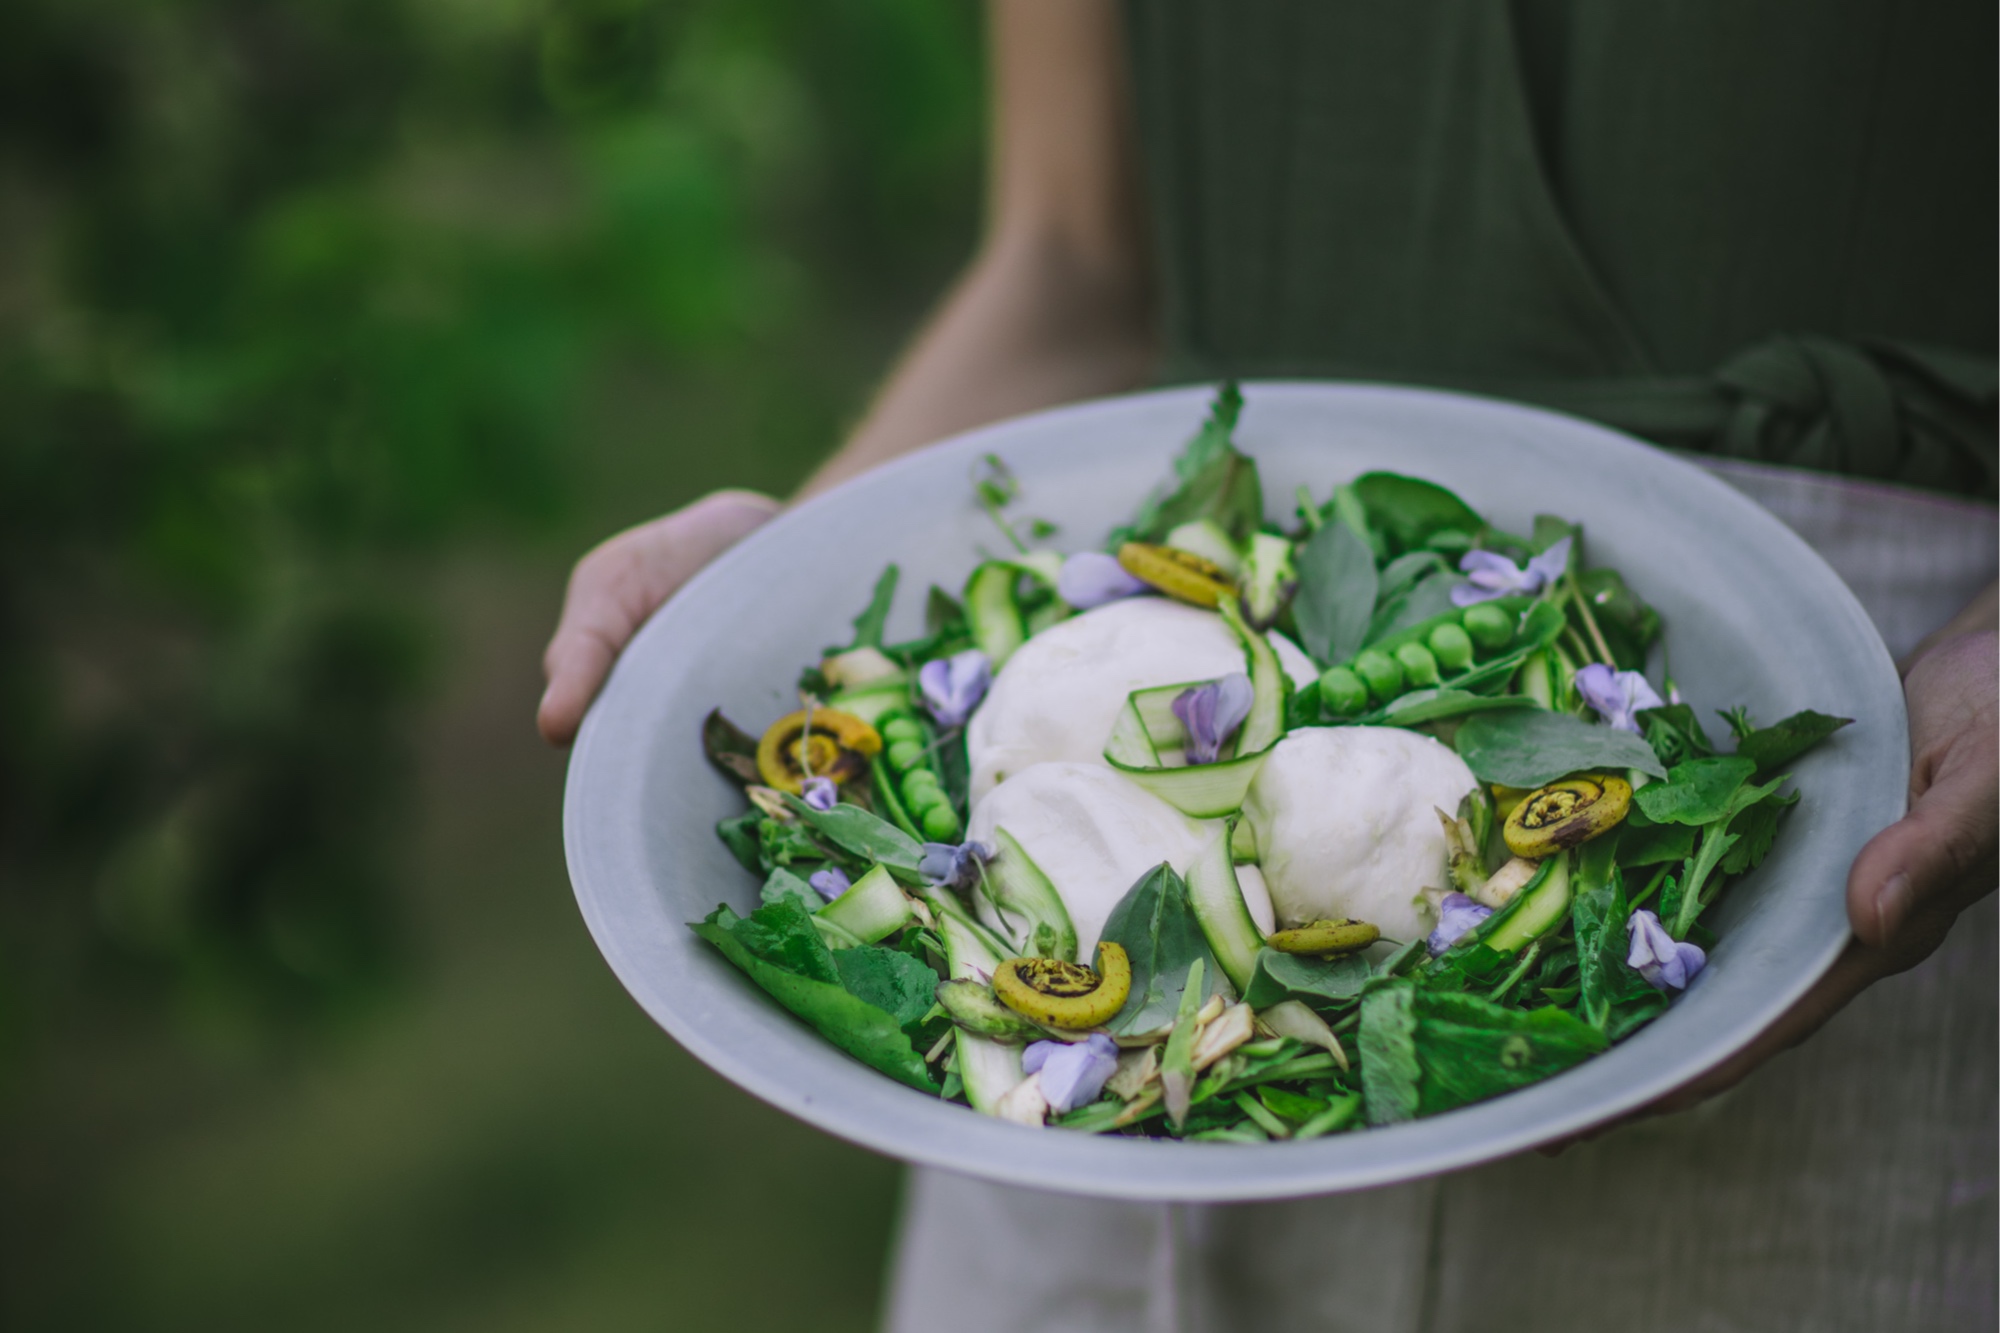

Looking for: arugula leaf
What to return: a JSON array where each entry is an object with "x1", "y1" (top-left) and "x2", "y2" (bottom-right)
[
  {"x1": 692, "y1": 904, "x2": 937, "y2": 1092},
  {"x1": 1632, "y1": 757, "x2": 1759, "y2": 826},
  {"x1": 833, "y1": 946, "x2": 941, "y2": 1032},
  {"x1": 1454, "y1": 709, "x2": 1667, "y2": 788},
  {"x1": 1112, "y1": 383, "x2": 1265, "y2": 546},
  {"x1": 1672, "y1": 828, "x2": 1742, "y2": 937},
  {"x1": 724, "y1": 898, "x2": 842, "y2": 983},
  {"x1": 761, "y1": 867, "x2": 822, "y2": 914},
  {"x1": 1349, "y1": 473, "x2": 1487, "y2": 556},
  {"x1": 1732, "y1": 710, "x2": 1853, "y2": 773},
  {"x1": 1720, "y1": 786, "x2": 1800, "y2": 875},
  {"x1": 782, "y1": 795, "x2": 925, "y2": 879},
  {"x1": 845, "y1": 565, "x2": 899, "y2": 651},
  {"x1": 1292, "y1": 520, "x2": 1378, "y2": 666},
  {"x1": 1411, "y1": 995, "x2": 1609, "y2": 1116},
  {"x1": 1359, "y1": 980, "x2": 1422, "y2": 1125},
  {"x1": 1099, "y1": 863, "x2": 1226, "y2": 1034},
  {"x1": 1635, "y1": 704, "x2": 1716, "y2": 766},
  {"x1": 1242, "y1": 948, "x2": 1374, "y2": 1010},
  {"x1": 717, "y1": 810, "x2": 764, "y2": 873}
]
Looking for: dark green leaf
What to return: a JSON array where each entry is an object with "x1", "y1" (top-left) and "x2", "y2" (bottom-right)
[
  {"x1": 1720, "y1": 787, "x2": 1800, "y2": 875},
  {"x1": 1113, "y1": 384, "x2": 1264, "y2": 546},
  {"x1": 1604, "y1": 991, "x2": 1670, "y2": 1042},
  {"x1": 755, "y1": 817, "x2": 829, "y2": 871},
  {"x1": 1099, "y1": 863, "x2": 1226, "y2": 1033},
  {"x1": 692, "y1": 905, "x2": 937, "y2": 1092},
  {"x1": 1573, "y1": 568, "x2": 1661, "y2": 671},
  {"x1": 1375, "y1": 550, "x2": 1452, "y2": 604},
  {"x1": 1350, "y1": 473, "x2": 1487, "y2": 556},
  {"x1": 1632, "y1": 757, "x2": 1758, "y2": 826},
  {"x1": 761, "y1": 867, "x2": 821, "y2": 914},
  {"x1": 1454, "y1": 710, "x2": 1667, "y2": 787},
  {"x1": 833, "y1": 946, "x2": 940, "y2": 1032},
  {"x1": 1377, "y1": 690, "x2": 1539, "y2": 728},
  {"x1": 1242, "y1": 948, "x2": 1374, "y2": 1010},
  {"x1": 1572, "y1": 872, "x2": 1652, "y2": 1030},
  {"x1": 722, "y1": 899, "x2": 842, "y2": 983},
  {"x1": 1732, "y1": 710, "x2": 1854, "y2": 773},
  {"x1": 1530, "y1": 514, "x2": 1581, "y2": 555},
  {"x1": 1636, "y1": 704, "x2": 1716, "y2": 767},
  {"x1": 1617, "y1": 821, "x2": 1697, "y2": 868},
  {"x1": 846, "y1": 564, "x2": 899, "y2": 650},
  {"x1": 1364, "y1": 569, "x2": 1462, "y2": 645},
  {"x1": 1359, "y1": 980, "x2": 1421, "y2": 1125},
  {"x1": 1410, "y1": 992, "x2": 1609, "y2": 1115},
  {"x1": 717, "y1": 810, "x2": 764, "y2": 873},
  {"x1": 782, "y1": 794, "x2": 925, "y2": 878},
  {"x1": 702, "y1": 709, "x2": 762, "y2": 784},
  {"x1": 1292, "y1": 520, "x2": 1378, "y2": 665},
  {"x1": 924, "y1": 585, "x2": 966, "y2": 637}
]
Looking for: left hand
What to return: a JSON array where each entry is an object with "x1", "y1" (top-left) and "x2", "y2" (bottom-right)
[{"x1": 1549, "y1": 621, "x2": 1998, "y2": 1147}]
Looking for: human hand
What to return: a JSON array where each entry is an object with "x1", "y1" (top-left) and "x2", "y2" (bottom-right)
[
  {"x1": 537, "y1": 490, "x2": 780, "y2": 746},
  {"x1": 1547, "y1": 625, "x2": 1997, "y2": 1149}
]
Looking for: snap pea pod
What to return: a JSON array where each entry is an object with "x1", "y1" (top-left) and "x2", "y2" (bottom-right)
[
  {"x1": 1315, "y1": 596, "x2": 1534, "y2": 716},
  {"x1": 874, "y1": 711, "x2": 962, "y2": 842}
]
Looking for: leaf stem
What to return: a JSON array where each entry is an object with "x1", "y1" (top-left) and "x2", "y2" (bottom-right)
[{"x1": 1565, "y1": 574, "x2": 1619, "y2": 667}]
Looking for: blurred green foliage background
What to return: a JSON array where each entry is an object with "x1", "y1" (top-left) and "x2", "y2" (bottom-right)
[{"x1": 0, "y1": 1, "x2": 982, "y2": 1327}]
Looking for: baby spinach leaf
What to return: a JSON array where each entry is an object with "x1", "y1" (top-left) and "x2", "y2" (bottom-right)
[
  {"x1": 783, "y1": 795, "x2": 925, "y2": 879},
  {"x1": 1409, "y1": 993, "x2": 1609, "y2": 1115},
  {"x1": 1632, "y1": 757, "x2": 1759, "y2": 826},
  {"x1": 1454, "y1": 709, "x2": 1666, "y2": 788},
  {"x1": 1350, "y1": 473, "x2": 1487, "y2": 556},
  {"x1": 1242, "y1": 948, "x2": 1374, "y2": 1010},
  {"x1": 845, "y1": 564, "x2": 900, "y2": 650},
  {"x1": 761, "y1": 867, "x2": 822, "y2": 914},
  {"x1": 1732, "y1": 709, "x2": 1853, "y2": 773},
  {"x1": 1292, "y1": 520, "x2": 1378, "y2": 665},
  {"x1": 1100, "y1": 863, "x2": 1226, "y2": 1034},
  {"x1": 1617, "y1": 821, "x2": 1697, "y2": 868},
  {"x1": 1636, "y1": 704, "x2": 1716, "y2": 766},
  {"x1": 692, "y1": 904, "x2": 938, "y2": 1092},
  {"x1": 833, "y1": 946, "x2": 940, "y2": 1032},
  {"x1": 1359, "y1": 980, "x2": 1422, "y2": 1125}
]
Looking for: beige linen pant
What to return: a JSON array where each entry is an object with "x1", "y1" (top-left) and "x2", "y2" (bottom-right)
[{"x1": 884, "y1": 460, "x2": 1999, "y2": 1333}]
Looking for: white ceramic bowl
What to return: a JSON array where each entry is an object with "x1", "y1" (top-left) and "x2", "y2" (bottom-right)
[{"x1": 563, "y1": 383, "x2": 1906, "y2": 1202}]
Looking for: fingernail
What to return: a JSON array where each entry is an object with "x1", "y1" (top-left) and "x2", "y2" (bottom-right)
[{"x1": 1875, "y1": 872, "x2": 1913, "y2": 941}]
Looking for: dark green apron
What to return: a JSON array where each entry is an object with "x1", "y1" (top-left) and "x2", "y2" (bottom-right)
[{"x1": 1125, "y1": 0, "x2": 1997, "y2": 496}]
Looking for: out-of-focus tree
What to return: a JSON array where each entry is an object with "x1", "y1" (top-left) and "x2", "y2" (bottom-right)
[{"x1": 0, "y1": 0, "x2": 979, "y2": 1050}]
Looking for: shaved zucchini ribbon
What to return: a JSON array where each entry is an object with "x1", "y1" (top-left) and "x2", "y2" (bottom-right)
[
  {"x1": 924, "y1": 887, "x2": 1028, "y2": 1114},
  {"x1": 1101, "y1": 601, "x2": 1288, "y2": 819}
]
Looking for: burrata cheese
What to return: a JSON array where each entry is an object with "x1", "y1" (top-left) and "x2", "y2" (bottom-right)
[
  {"x1": 968, "y1": 761, "x2": 1230, "y2": 957},
  {"x1": 1243, "y1": 726, "x2": 1478, "y2": 945},
  {"x1": 965, "y1": 598, "x2": 1317, "y2": 801}
]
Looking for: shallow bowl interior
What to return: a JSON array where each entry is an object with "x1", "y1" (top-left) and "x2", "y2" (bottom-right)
[{"x1": 563, "y1": 383, "x2": 1906, "y2": 1203}]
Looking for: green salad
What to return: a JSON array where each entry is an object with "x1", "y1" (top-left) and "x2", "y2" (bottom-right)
[{"x1": 694, "y1": 384, "x2": 1852, "y2": 1141}]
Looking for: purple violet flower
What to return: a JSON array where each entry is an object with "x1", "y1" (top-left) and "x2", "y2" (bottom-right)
[
  {"x1": 919, "y1": 649, "x2": 992, "y2": 729},
  {"x1": 1022, "y1": 1034, "x2": 1120, "y2": 1114},
  {"x1": 1171, "y1": 673, "x2": 1256, "y2": 765},
  {"x1": 1449, "y1": 536, "x2": 1573, "y2": 607},
  {"x1": 1575, "y1": 662, "x2": 1666, "y2": 733},
  {"x1": 918, "y1": 839, "x2": 993, "y2": 890},
  {"x1": 1627, "y1": 909, "x2": 1706, "y2": 991},
  {"x1": 808, "y1": 867, "x2": 852, "y2": 902},
  {"x1": 1427, "y1": 892, "x2": 1494, "y2": 956},
  {"x1": 1057, "y1": 551, "x2": 1149, "y2": 610},
  {"x1": 800, "y1": 776, "x2": 838, "y2": 812}
]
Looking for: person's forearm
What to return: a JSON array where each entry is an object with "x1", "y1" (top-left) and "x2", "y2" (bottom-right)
[
  {"x1": 799, "y1": 0, "x2": 1150, "y2": 499},
  {"x1": 799, "y1": 237, "x2": 1153, "y2": 498}
]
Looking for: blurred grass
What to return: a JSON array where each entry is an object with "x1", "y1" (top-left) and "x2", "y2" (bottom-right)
[{"x1": 0, "y1": 1, "x2": 983, "y2": 1328}]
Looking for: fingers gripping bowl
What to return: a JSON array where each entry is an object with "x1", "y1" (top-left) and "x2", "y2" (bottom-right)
[{"x1": 563, "y1": 383, "x2": 1906, "y2": 1201}]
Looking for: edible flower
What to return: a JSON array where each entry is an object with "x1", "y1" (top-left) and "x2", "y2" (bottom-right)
[
  {"x1": 1057, "y1": 551, "x2": 1149, "y2": 610},
  {"x1": 1576, "y1": 662, "x2": 1665, "y2": 733},
  {"x1": 800, "y1": 776, "x2": 838, "y2": 812},
  {"x1": 919, "y1": 839, "x2": 993, "y2": 890},
  {"x1": 808, "y1": 867, "x2": 852, "y2": 902},
  {"x1": 1426, "y1": 891, "x2": 1494, "y2": 955},
  {"x1": 919, "y1": 649, "x2": 992, "y2": 729},
  {"x1": 1171, "y1": 673, "x2": 1255, "y2": 765},
  {"x1": 1626, "y1": 909, "x2": 1706, "y2": 991},
  {"x1": 1022, "y1": 1033, "x2": 1120, "y2": 1114},
  {"x1": 1449, "y1": 537, "x2": 1572, "y2": 607}
]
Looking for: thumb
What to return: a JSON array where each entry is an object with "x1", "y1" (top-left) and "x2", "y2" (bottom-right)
[{"x1": 1846, "y1": 741, "x2": 1997, "y2": 949}]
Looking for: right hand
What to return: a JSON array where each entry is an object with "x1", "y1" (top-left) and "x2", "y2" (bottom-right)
[{"x1": 537, "y1": 489, "x2": 780, "y2": 746}]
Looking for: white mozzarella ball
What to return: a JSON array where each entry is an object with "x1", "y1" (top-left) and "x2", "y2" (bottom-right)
[
  {"x1": 1244, "y1": 726, "x2": 1478, "y2": 945},
  {"x1": 966, "y1": 597, "x2": 1317, "y2": 802}
]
